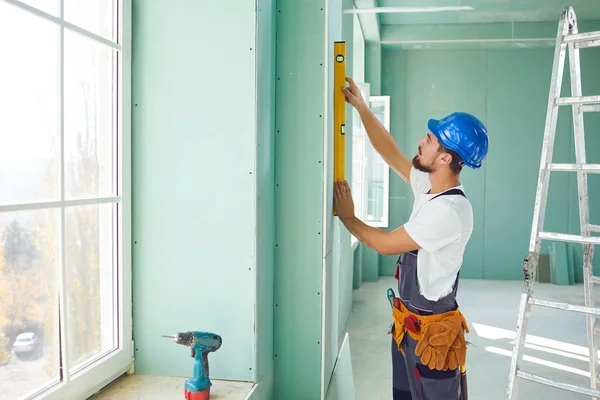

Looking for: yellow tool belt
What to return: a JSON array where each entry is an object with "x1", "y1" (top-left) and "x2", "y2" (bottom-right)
[{"x1": 391, "y1": 300, "x2": 470, "y2": 371}]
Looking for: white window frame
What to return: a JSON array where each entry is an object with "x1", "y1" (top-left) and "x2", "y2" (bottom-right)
[
  {"x1": 365, "y1": 96, "x2": 390, "y2": 229},
  {"x1": 350, "y1": 83, "x2": 370, "y2": 249},
  {"x1": 0, "y1": 1, "x2": 132, "y2": 399}
]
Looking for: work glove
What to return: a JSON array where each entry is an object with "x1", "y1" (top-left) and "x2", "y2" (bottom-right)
[
  {"x1": 445, "y1": 327, "x2": 468, "y2": 371},
  {"x1": 415, "y1": 314, "x2": 465, "y2": 371}
]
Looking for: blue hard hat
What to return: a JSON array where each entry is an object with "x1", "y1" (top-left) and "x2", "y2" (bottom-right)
[{"x1": 427, "y1": 112, "x2": 489, "y2": 169}]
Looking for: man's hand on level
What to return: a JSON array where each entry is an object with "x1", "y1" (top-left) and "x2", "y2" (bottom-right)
[
  {"x1": 342, "y1": 77, "x2": 368, "y2": 114},
  {"x1": 335, "y1": 179, "x2": 420, "y2": 256},
  {"x1": 334, "y1": 180, "x2": 356, "y2": 220}
]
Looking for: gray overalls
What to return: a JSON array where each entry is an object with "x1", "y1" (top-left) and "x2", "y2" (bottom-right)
[{"x1": 392, "y1": 188, "x2": 465, "y2": 400}]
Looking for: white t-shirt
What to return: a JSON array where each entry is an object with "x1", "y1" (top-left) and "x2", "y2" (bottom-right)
[{"x1": 402, "y1": 167, "x2": 474, "y2": 301}]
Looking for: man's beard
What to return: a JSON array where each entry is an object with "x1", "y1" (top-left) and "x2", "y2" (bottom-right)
[{"x1": 412, "y1": 154, "x2": 433, "y2": 173}]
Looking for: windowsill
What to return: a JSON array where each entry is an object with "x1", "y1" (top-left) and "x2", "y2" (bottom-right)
[{"x1": 92, "y1": 373, "x2": 255, "y2": 400}]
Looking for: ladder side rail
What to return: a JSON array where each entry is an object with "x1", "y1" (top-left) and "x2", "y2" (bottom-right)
[
  {"x1": 505, "y1": 8, "x2": 572, "y2": 400},
  {"x1": 567, "y1": 8, "x2": 598, "y2": 393}
]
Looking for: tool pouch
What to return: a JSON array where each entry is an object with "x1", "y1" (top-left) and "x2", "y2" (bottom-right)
[
  {"x1": 414, "y1": 313, "x2": 468, "y2": 371},
  {"x1": 390, "y1": 305, "x2": 408, "y2": 351}
]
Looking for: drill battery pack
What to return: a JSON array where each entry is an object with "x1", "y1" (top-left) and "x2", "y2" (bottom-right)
[{"x1": 185, "y1": 388, "x2": 210, "y2": 400}]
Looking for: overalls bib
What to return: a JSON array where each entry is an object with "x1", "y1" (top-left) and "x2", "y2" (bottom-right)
[{"x1": 392, "y1": 188, "x2": 467, "y2": 400}]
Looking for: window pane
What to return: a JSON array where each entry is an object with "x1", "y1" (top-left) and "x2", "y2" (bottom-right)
[
  {"x1": 0, "y1": 2, "x2": 60, "y2": 206},
  {"x1": 352, "y1": 134, "x2": 365, "y2": 221},
  {"x1": 16, "y1": 0, "x2": 60, "y2": 17},
  {"x1": 65, "y1": 203, "x2": 116, "y2": 372},
  {"x1": 65, "y1": 0, "x2": 116, "y2": 42},
  {"x1": 366, "y1": 142, "x2": 385, "y2": 222},
  {"x1": 64, "y1": 30, "x2": 115, "y2": 200},
  {"x1": 0, "y1": 210, "x2": 60, "y2": 399},
  {"x1": 366, "y1": 98, "x2": 389, "y2": 225}
]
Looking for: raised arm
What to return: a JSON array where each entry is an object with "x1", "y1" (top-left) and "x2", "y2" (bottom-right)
[{"x1": 342, "y1": 77, "x2": 412, "y2": 184}]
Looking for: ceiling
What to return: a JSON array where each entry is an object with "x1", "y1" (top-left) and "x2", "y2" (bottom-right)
[
  {"x1": 351, "y1": 0, "x2": 600, "y2": 48},
  {"x1": 377, "y1": 0, "x2": 600, "y2": 26}
]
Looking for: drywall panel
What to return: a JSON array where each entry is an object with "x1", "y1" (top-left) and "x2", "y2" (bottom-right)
[
  {"x1": 567, "y1": 48, "x2": 600, "y2": 281},
  {"x1": 324, "y1": 333, "x2": 355, "y2": 400},
  {"x1": 322, "y1": 248, "x2": 336, "y2": 399},
  {"x1": 131, "y1": 0, "x2": 257, "y2": 380},
  {"x1": 380, "y1": 49, "x2": 410, "y2": 277},
  {"x1": 338, "y1": 225, "x2": 354, "y2": 333},
  {"x1": 366, "y1": 43, "x2": 381, "y2": 95},
  {"x1": 381, "y1": 48, "x2": 489, "y2": 279},
  {"x1": 274, "y1": 0, "x2": 353, "y2": 396},
  {"x1": 353, "y1": 245, "x2": 362, "y2": 289},
  {"x1": 379, "y1": 45, "x2": 600, "y2": 282},
  {"x1": 353, "y1": 15, "x2": 365, "y2": 83},
  {"x1": 255, "y1": 0, "x2": 276, "y2": 382},
  {"x1": 484, "y1": 48, "x2": 572, "y2": 280},
  {"x1": 324, "y1": 0, "x2": 344, "y2": 259},
  {"x1": 323, "y1": 0, "x2": 345, "y2": 396},
  {"x1": 245, "y1": 363, "x2": 274, "y2": 400},
  {"x1": 361, "y1": 247, "x2": 379, "y2": 282},
  {"x1": 274, "y1": 0, "x2": 326, "y2": 398}
]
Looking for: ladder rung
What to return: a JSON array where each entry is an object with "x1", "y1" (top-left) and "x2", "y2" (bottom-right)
[
  {"x1": 563, "y1": 30, "x2": 600, "y2": 43},
  {"x1": 529, "y1": 298, "x2": 600, "y2": 316},
  {"x1": 580, "y1": 105, "x2": 600, "y2": 113},
  {"x1": 591, "y1": 276, "x2": 600, "y2": 285},
  {"x1": 548, "y1": 163, "x2": 600, "y2": 173},
  {"x1": 575, "y1": 39, "x2": 600, "y2": 49},
  {"x1": 517, "y1": 371, "x2": 600, "y2": 397},
  {"x1": 556, "y1": 96, "x2": 600, "y2": 106},
  {"x1": 590, "y1": 224, "x2": 600, "y2": 233},
  {"x1": 539, "y1": 232, "x2": 600, "y2": 245}
]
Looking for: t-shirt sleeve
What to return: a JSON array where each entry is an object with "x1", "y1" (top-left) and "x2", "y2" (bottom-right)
[
  {"x1": 410, "y1": 166, "x2": 431, "y2": 195},
  {"x1": 403, "y1": 201, "x2": 462, "y2": 252}
]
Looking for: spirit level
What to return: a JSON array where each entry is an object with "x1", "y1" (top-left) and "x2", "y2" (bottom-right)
[{"x1": 333, "y1": 41, "x2": 346, "y2": 216}]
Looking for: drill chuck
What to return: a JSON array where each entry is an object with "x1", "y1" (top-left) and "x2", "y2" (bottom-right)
[{"x1": 163, "y1": 331, "x2": 196, "y2": 347}]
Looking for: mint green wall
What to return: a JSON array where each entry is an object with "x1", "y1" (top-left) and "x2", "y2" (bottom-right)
[
  {"x1": 273, "y1": 1, "x2": 326, "y2": 395},
  {"x1": 378, "y1": 27, "x2": 600, "y2": 282},
  {"x1": 323, "y1": 0, "x2": 345, "y2": 393},
  {"x1": 131, "y1": 0, "x2": 275, "y2": 387},
  {"x1": 365, "y1": 43, "x2": 381, "y2": 95},
  {"x1": 255, "y1": 0, "x2": 277, "y2": 393},
  {"x1": 132, "y1": 0, "x2": 356, "y2": 396},
  {"x1": 359, "y1": 39, "x2": 384, "y2": 283},
  {"x1": 274, "y1": 0, "x2": 356, "y2": 397}
]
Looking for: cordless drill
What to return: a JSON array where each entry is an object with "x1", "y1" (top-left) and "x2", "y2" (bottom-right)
[{"x1": 162, "y1": 331, "x2": 222, "y2": 400}]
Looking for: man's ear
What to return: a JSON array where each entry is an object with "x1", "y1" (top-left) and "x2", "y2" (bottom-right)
[{"x1": 439, "y1": 152, "x2": 452, "y2": 165}]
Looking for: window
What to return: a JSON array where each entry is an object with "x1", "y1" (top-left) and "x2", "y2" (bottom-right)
[
  {"x1": 0, "y1": 1, "x2": 131, "y2": 399},
  {"x1": 365, "y1": 96, "x2": 390, "y2": 228},
  {"x1": 351, "y1": 91, "x2": 391, "y2": 246}
]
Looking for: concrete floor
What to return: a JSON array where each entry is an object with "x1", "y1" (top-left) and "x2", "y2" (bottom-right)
[
  {"x1": 345, "y1": 276, "x2": 597, "y2": 400},
  {"x1": 90, "y1": 277, "x2": 596, "y2": 400}
]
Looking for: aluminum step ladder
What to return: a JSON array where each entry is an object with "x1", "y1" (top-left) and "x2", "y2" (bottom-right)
[{"x1": 506, "y1": 6, "x2": 600, "y2": 399}]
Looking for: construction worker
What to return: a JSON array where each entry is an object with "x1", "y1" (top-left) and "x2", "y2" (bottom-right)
[{"x1": 334, "y1": 77, "x2": 489, "y2": 400}]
